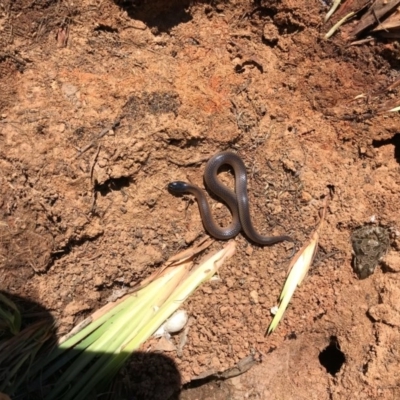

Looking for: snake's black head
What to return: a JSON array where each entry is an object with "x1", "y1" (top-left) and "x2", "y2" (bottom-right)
[{"x1": 168, "y1": 181, "x2": 190, "y2": 195}]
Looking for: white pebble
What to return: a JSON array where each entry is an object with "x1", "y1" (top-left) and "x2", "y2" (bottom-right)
[
  {"x1": 153, "y1": 309, "x2": 188, "y2": 338},
  {"x1": 164, "y1": 310, "x2": 188, "y2": 333},
  {"x1": 270, "y1": 306, "x2": 279, "y2": 315}
]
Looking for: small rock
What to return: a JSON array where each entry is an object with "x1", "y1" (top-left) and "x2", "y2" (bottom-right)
[
  {"x1": 282, "y1": 159, "x2": 296, "y2": 173},
  {"x1": 270, "y1": 305, "x2": 278, "y2": 315},
  {"x1": 270, "y1": 203, "x2": 282, "y2": 215},
  {"x1": 249, "y1": 260, "x2": 258, "y2": 269},
  {"x1": 97, "y1": 158, "x2": 107, "y2": 168},
  {"x1": 300, "y1": 191, "x2": 313, "y2": 203},
  {"x1": 382, "y1": 252, "x2": 400, "y2": 272},
  {"x1": 164, "y1": 310, "x2": 189, "y2": 333},
  {"x1": 93, "y1": 168, "x2": 109, "y2": 185},
  {"x1": 211, "y1": 356, "x2": 221, "y2": 369},
  {"x1": 202, "y1": 286, "x2": 213, "y2": 294},
  {"x1": 94, "y1": 276, "x2": 104, "y2": 287},
  {"x1": 368, "y1": 303, "x2": 400, "y2": 327},
  {"x1": 226, "y1": 277, "x2": 235, "y2": 288},
  {"x1": 62, "y1": 316, "x2": 75, "y2": 326},
  {"x1": 154, "y1": 336, "x2": 176, "y2": 352},
  {"x1": 131, "y1": 20, "x2": 147, "y2": 30},
  {"x1": 263, "y1": 22, "x2": 279, "y2": 45},
  {"x1": 249, "y1": 290, "x2": 259, "y2": 304},
  {"x1": 219, "y1": 306, "x2": 228, "y2": 316},
  {"x1": 61, "y1": 82, "x2": 78, "y2": 98},
  {"x1": 83, "y1": 220, "x2": 104, "y2": 240},
  {"x1": 359, "y1": 146, "x2": 367, "y2": 155},
  {"x1": 246, "y1": 245, "x2": 253, "y2": 256},
  {"x1": 64, "y1": 300, "x2": 91, "y2": 316},
  {"x1": 120, "y1": 206, "x2": 127, "y2": 214},
  {"x1": 145, "y1": 197, "x2": 157, "y2": 208},
  {"x1": 185, "y1": 230, "x2": 199, "y2": 244}
]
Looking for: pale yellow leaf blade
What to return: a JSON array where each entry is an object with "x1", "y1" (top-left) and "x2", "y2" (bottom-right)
[{"x1": 267, "y1": 198, "x2": 328, "y2": 335}]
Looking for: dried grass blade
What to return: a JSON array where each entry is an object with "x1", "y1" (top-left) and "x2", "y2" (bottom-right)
[
  {"x1": 325, "y1": 0, "x2": 342, "y2": 22},
  {"x1": 267, "y1": 199, "x2": 328, "y2": 335},
  {"x1": 325, "y1": 12, "x2": 356, "y2": 39}
]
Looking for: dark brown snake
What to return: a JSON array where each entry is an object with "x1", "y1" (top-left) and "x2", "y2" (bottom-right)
[{"x1": 168, "y1": 151, "x2": 292, "y2": 245}]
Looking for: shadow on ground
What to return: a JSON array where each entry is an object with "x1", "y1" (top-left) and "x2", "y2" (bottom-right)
[
  {"x1": 0, "y1": 291, "x2": 181, "y2": 400},
  {"x1": 114, "y1": 0, "x2": 227, "y2": 32},
  {"x1": 372, "y1": 132, "x2": 400, "y2": 165},
  {"x1": 115, "y1": 0, "x2": 192, "y2": 32}
]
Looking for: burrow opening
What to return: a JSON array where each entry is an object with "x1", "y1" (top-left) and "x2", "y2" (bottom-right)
[
  {"x1": 372, "y1": 133, "x2": 400, "y2": 164},
  {"x1": 318, "y1": 336, "x2": 346, "y2": 376}
]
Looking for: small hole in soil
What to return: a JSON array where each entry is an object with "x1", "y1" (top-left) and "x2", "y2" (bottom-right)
[
  {"x1": 94, "y1": 176, "x2": 131, "y2": 196},
  {"x1": 372, "y1": 133, "x2": 400, "y2": 164},
  {"x1": 285, "y1": 331, "x2": 297, "y2": 340},
  {"x1": 94, "y1": 24, "x2": 118, "y2": 33},
  {"x1": 318, "y1": 336, "x2": 346, "y2": 376}
]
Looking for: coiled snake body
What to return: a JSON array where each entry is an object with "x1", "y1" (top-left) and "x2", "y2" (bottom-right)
[{"x1": 168, "y1": 151, "x2": 292, "y2": 245}]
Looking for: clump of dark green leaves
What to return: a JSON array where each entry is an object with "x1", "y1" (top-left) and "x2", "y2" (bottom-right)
[{"x1": 0, "y1": 293, "x2": 54, "y2": 397}]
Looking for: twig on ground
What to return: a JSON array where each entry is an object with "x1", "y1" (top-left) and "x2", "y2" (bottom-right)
[
  {"x1": 325, "y1": 0, "x2": 342, "y2": 22},
  {"x1": 75, "y1": 119, "x2": 120, "y2": 159},
  {"x1": 90, "y1": 145, "x2": 101, "y2": 185},
  {"x1": 349, "y1": 37, "x2": 375, "y2": 46},
  {"x1": 325, "y1": 11, "x2": 356, "y2": 39}
]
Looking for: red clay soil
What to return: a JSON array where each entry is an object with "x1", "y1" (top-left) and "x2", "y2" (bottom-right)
[{"x1": 1, "y1": 0, "x2": 400, "y2": 399}]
